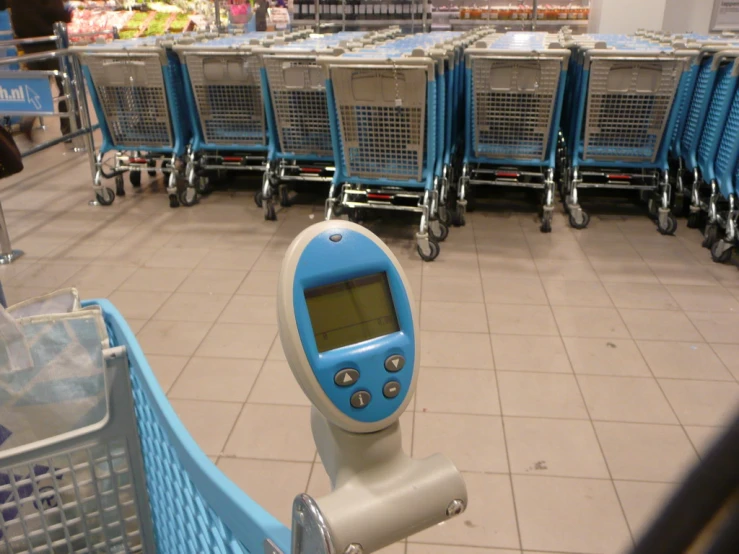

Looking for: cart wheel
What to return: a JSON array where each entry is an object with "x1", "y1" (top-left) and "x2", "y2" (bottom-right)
[
  {"x1": 349, "y1": 209, "x2": 365, "y2": 224},
  {"x1": 568, "y1": 210, "x2": 590, "y2": 230},
  {"x1": 147, "y1": 160, "x2": 157, "y2": 177},
  {"x1": 254, "y1": 191, "x2": 263, "y2": 208},
  {"x1": 129, "y1": 171, "x2": 141, "y2": 188},
  {"x1": 702, "y1": 223, "x2": 719, "y2": 248},
  {"x1": 429, "y1": 220, "x2": 449, "y2": 242},
  {"x1": 672, "y1": 192, "x2": 687, "y2": 217},
  {"x1": 438, "y1": 204, "x2": 451, "y2": 226},
  {"x1": 178, "y1": 187, "x2": 199, "y2": 207},
  {"x1": 466, "y1": 187, "x2": 476, "y2": 213},
  {"x1": 95, "y1": 187, "x2": 115, "y2": 206},
  {"x1": 333, "y1": 203, "x2": 345, "y2": 217},
  {"x1": 196, "y1": 176, "x2": 213, "y2": 195},
  {"x1": 657, "y1": 212, "x2": 678, "y2": 236},
  {"x1": 452, "y1": 205, "x2": 466, "y2": 227},
  {"x1": 540, "y1": 213, "x2": 553, "y2": 233},
  {"x1": 416, "y1": 237, "x2": 440, "y2": 262},
  {"x1": 711, "y1": 240, "x2": 733, "y2": 264},
  {"x1": 265, "y1": 203, "x2": 276, "y2": 221},
  {"x1": 168, "y1": 193, "x2": 180, "y2": 209},
  {"x1": 115, "y1": 174, "x2": 125, "y2": 197},
  {"x1": 647, "y1": 197, "x2": 658, "y2": 220},
  {"x1": 279, "y1": 185, "x2": 291, "y2": 208},
  {"x1": 687, "y1": 212, "x2": 703, "y2": 229}
]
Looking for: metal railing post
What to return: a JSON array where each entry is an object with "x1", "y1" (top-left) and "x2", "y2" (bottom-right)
[
  {"x1": 0, "y1": 200, "x2": 23, "y2": 265},
  {"x1": 53, "y1": 22, "x2": 80, "y2": 140}
]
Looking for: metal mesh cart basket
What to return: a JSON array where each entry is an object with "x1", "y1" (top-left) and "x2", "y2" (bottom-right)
[
  {"x1": 0, "y1": 299, "x2": 292, "y2": 554},
  {"x1": 458, "y1": 32, "x2": 570, "y2": 232},
  {"x1": 562, "y1": 41, "x2": 695, "y2": 234},
  {"x1": 76, "y1": 36, "x2": 197, "y2": 209},
  {"x1": 255, "y1": 32, "x2": 377, "y2": 221}
]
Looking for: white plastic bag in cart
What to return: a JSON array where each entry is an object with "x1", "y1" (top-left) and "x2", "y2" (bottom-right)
[
  {"x1": 6, "y1": 288, "x2": 81, "y2": 320},
  {"x1": 0, "y1": 305, "x2": 110, "y2": 452}
]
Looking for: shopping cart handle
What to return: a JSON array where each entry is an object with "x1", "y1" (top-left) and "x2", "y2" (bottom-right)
[{"x1": 289, "y1": 407, "x2": 467, "y2": 554}]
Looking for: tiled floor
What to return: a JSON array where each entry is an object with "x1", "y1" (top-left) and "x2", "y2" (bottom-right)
[{"x1": 2, "y1": 144, "x2": 739, "y2": 554}]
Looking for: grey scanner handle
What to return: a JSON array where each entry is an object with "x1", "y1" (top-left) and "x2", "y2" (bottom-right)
[{"x1": 290, "y1": 408, "x2": 468, "y2": 554}]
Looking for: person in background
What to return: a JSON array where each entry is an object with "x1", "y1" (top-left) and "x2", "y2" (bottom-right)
[{"x1": 9, "y1": 0, "x2": 74, "y2": 142}]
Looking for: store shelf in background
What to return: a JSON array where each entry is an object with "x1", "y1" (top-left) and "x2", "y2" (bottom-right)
[
  {"x1": 293, "y1": 18, "x2": 426, "y2": 27},
  {"x1": 449, "y1": 17, "x2": 588, "y2": 29}
]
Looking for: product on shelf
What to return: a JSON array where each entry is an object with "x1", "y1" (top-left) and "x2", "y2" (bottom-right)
[{"x1": 456, "y1": 3, "x2": 589, "y2": 23}]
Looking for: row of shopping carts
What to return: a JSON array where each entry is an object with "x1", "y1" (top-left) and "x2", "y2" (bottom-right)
[
  {"x1": 74, "y1": 27, "x2": 739, "y2": 261},
  {"x1": 666, "y1": 36, "x2": 739, "y2": 264},
  {"x1": 74, "y1": 29, "x2": 407, "y2": 209},
  {"x1": 74, "y1": 26, "x2": 491, "y2": 260},
  {"x1": 320, "y1": 30, "x2": 491, "y2": 260}
]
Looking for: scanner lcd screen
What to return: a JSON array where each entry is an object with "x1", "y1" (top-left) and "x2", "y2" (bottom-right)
[{"x1": 304, "y1": 272, "x2": 400, "y2": 353}]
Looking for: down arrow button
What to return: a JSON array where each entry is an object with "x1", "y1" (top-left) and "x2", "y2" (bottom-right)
[{"x1": 384, "y1": 355, "x2": 405, "y2": 372}]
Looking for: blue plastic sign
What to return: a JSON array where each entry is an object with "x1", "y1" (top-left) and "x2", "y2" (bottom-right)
[{"x1": 0, "y1": 72, "x2": 56, "y2": 116}]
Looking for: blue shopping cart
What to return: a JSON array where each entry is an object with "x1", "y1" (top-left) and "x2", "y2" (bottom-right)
[
  {"x1": 561, "y1": 37, "x2": 697, "y2": 233},
  {"x1": 255, "y1": 31, "x2": 382, "y2": 220},
  {"x1": 174, "y1": 32, "x2": 303, "y2": 206},
  {"x1": 689, "y1": 51, "x2": 739, "y2": 249},
  {"x1": 702, "y1": 52, "x2": 739, "y2": 264},
  {"x1": 75, "y1": 35, "x2": 200, "y2": 208},
  {"x1": 457, "y1": 32, "x2": 570, "y2": 232},
  {"x1": 321, "y1": 31, "x2": 478, "y2": 261},
  {"x1": 0, "y1": 299, "x2": 291, "y2": 554}
]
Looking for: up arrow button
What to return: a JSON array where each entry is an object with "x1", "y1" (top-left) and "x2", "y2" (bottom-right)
[{"x1": 384, "y1": 355, "x2": 405, "y2": 372}]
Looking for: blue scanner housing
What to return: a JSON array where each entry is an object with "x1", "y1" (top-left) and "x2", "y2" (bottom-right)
[{"x1": 292, "y1": 227, "x2": 415, "y2": 424}]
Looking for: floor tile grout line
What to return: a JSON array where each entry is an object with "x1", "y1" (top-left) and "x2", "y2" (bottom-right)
[
  {"x1": 216, "y1": 333, "x2": 284, "y2": 460},
  {"x1": 706, "y1": 343, "x2": 739, "y2": 385},
  {"x1": 474, "y1": 213, "x2": 525, "y2": 551},
  {"x1": 587, "y1": 237, "x2": 710, "y2": 524},
  {"x1": 524, "y1": 225, "x2": 637, "y2": 548}
]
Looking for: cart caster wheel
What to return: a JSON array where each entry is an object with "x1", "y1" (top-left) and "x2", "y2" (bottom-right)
[
  {"x1": 168, "y1": 194, "x2": 180, "y2": 209},
  {"x1": 687, "y1": 212, "x2": 702, "y2": 229},
  {"x1": 438, "y1": 205, "x2": 451, "y2": 226},
  {"x1": 702, "y1": 223, "x2": 719, "y2": 248},
  {"x1": 254, "y1": 191, "x2": 263, "y2": 208},
  {"x1": 147, "y1": 160, "x2": 157, "y2": 177},
  {"x1": 672, "y1": 193, "x2": 687, "y2": 217},
  {"x1": 711, "y1": 240, "x2": 733, "y2": 264},
  {"x1": 115, "y1": 174, "x2": 125, "y2": 197},
  {"x1": 417, "y1": 236, "x2": 440, "y2": 262},
  {"x1": 568, "y1": 209, "x2": 590, "y2": 230},
  {"x1": 429, "y1": 220, "x2": 449, "y2": 242},
  {"x1": 196, "y1": 176, "x2": 213, "y2": 195},
  {"x1": 540, "y1": 217, "x2": 552, "y2": 233},
  {"x1": 279, "y1": 186, "x2": 291, "y2": 208},
  {"x1": 265, "y1": 203, "x2": 276, "y2": 221},
  {"x1": 647, "y1": 198, "x2": 657, "y2": 220},
  {"x1": 452, "y1": 205, "x2": 466, "y2": 227},
  {"x1": 657, "y1": 212, "x2": 678, "y2": 236},
  {"x1": 333, "y1": 203, "x2": 345, "y2": 217},
  {"x1": 349, "y1": 209, "x2": 365, "y2": 224},
  {"x1": 130, "y1": 171, "x2": 141, "y2": 188},
  {"x1": 179, "y1": 187, "x2": 199, "y2": 207},
  {"x1": 95, "y1": 187, "x2": 115, "y2": 206}
]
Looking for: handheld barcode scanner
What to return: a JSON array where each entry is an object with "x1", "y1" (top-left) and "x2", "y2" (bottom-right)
[{"x1": 277, "y1": 220, "x2": 467, "y2": 554}]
